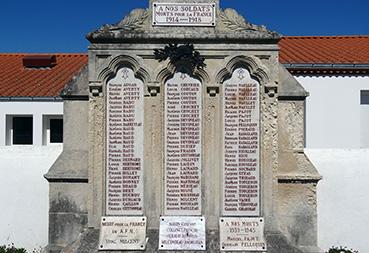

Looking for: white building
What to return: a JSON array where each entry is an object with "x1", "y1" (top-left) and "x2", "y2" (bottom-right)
[
  {"x1": 280, "y1": 36, "x2": 369, "y2": 253},
  {"x1": 1, "y1": 36, "x2": 368, "y2": 252},
  {"x1": 0, "y1": 54, "x2": 87, "y2": 251}
]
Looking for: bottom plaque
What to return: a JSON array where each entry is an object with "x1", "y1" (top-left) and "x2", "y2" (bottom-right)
[
  {"x1": 159, "y1": 216, "x2": 206, "y2": 251},
  {"x1": 98, "y1": 216, "x2": 147, "y2": 251},
  {"x1": 219, "y1": 217, "x2": 266, "y2": 251}
]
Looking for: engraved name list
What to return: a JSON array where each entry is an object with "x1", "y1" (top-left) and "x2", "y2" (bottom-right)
[
  {"x1": 223, "y1": 68, "x2": 260, "y2": 216},
  {"x1": 106, "y1": 67, "x2": 144, "y2": 216},
  {"x1": 165, "y1": 72, "x2": 202, "y2": 216}
]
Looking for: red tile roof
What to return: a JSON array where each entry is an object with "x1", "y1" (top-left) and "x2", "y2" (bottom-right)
[
  {"x1": 279, "y1": 36, "x2": 369, "y2": 64},
  {"x1": 0, "y1": 54, "x2": 88, "y2": 97}
]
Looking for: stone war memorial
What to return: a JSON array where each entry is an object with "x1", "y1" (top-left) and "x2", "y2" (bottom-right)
[{"x1": 45, "y1": 0, "x2": 322, "y2": 252}]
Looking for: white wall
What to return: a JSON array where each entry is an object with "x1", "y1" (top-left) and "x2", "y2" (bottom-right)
[
  {"x1": 0, "y1": 101, "x2": 63, "y2": 251},
  {"x1": 297, "y1": 76, "x2": 369, "y2": 149},
  {"x1": 360, "y1": 103, "x2": 369, "y2": 147},
  {"x1": 299, "y1": 75, "x2": 369, "y2": 252},
  {"x1": 0, "y1": 101, "x2": 63, "y2": 146},
  {"x1": 306, "y1": 149, "x2": 369, "y2": 253},
  {"x1": 0, "y1": 146, "x2": 62, "y2": 251}
]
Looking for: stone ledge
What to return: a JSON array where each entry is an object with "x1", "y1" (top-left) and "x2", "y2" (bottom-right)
[{"x1": 45, "y1": 150, "x2": 88, "y2": 183}]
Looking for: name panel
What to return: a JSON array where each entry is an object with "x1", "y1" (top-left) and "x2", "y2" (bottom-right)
[
  {"x1": 159, "y1": 216, "x2": 206, "y2": 250},
  {"x1": 106, "y1": 67, "x2": 144, "y2": 215},
  {"x1": 222, "y1": 68, "x2": 260, "y2": 216},
  {"x1": 164, "y1": 72, "x2": 202, "y2": 216}
]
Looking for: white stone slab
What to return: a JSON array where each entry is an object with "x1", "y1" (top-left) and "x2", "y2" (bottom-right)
[
  {"x1": 98, "y1": 216, "x2": 147, "y2": 251},
  {"x1": 219, "y1": 217, "x2": 266, "y2": 251},
  {"x1": 159, "y1": 216, "x2": 206, "y2": 250},
  {"x1": 164, "y1": 72, "x2": 202, "y2": 216},
  {"x1": 222, "y1": 68, "x2": 260, "y2": 216},
  {"x1": 106, "y1": 67, "x2": 145, "y2": 216},
  {"x1": 152, "y1": 2, "x2": 216, "y2": 27}
]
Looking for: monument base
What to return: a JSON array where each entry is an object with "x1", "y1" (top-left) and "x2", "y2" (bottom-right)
[{"x1": 51, "y1": 229, "x2": 320, "y2": 253}]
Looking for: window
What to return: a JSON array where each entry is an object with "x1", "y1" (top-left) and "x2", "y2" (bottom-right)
[
  {"x1": 43, "y1": 115, "x2": 63, "y2": 145},
  {"x1": 360, "y1": 90, "x2": 369, "y2": 148},
  {"x1": 6, "y1": 116, "x2": 33, "y2": 145},
  {"x1": 50, "y1": 118, "x2": 63, "y2": 143},
  {"x1": 361, "y1": 90, "x2": 369, "y2": 105}
]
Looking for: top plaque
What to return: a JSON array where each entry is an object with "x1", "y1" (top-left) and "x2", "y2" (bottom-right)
[{"x1": 152, "y1": 2, "x2": 216, "y2": 26}]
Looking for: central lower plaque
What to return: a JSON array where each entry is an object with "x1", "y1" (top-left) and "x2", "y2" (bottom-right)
[
  {"x1": 159, "y1": 216, "x2": 206, "y2": 250},
  {"x1": 164, "y1": 72, "x2": 202, "y2": 216}
]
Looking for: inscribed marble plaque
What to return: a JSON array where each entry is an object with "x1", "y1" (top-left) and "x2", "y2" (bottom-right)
[
  {"x1": 106, "y1": 67, "x2": 144, "y2": 215},
  {"x1": 164, "y1": 72, "x2": 202, "y2": 216},
  {"x1": 159, "y1": 216, "x2": 206, "y2": 250},
  {"x1": 99, "y1": 216, "x2": 147, "y2": 251},
  {"x1": 222, "y1": 68, "x2": 260, "y2": 216},
  {"x1": 152, "y1": 2, "x2": 216, "y2": 27},
  {"x1": 219, "y1": 217, "x2": 266, "y2": 251}
]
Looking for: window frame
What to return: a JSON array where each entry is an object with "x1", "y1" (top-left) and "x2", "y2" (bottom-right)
[
  {"x1": 42, "y1": 115, "x2": 63, "y2": 145},
  {"x1": 360, "y1": 90, "x2": 369, "y2": 148},
  {"x1": 360, "y1": 90, "x2": 369, "y2": 105},
  {"x1": 6, "y1": 115, "x2": 33, "y2": 146}
]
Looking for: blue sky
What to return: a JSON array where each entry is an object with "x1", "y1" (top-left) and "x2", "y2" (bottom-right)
[{"x1": 1, "y1": 0, "x2": 368, "y2": 53}]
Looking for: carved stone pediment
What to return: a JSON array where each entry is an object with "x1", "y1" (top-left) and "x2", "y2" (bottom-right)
[
  {"x1": 87, "y1": 9, "x2": 149, "y2": 40},
  {"x1": 87, "y1": 7, "x2": 280, "y2": 43},
  {"x1": 218, "y1": 9, "x2": 277, "y2": 35},
  {"x1": 114, "y1": 9, "x2": 149, "y2": 31}
]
